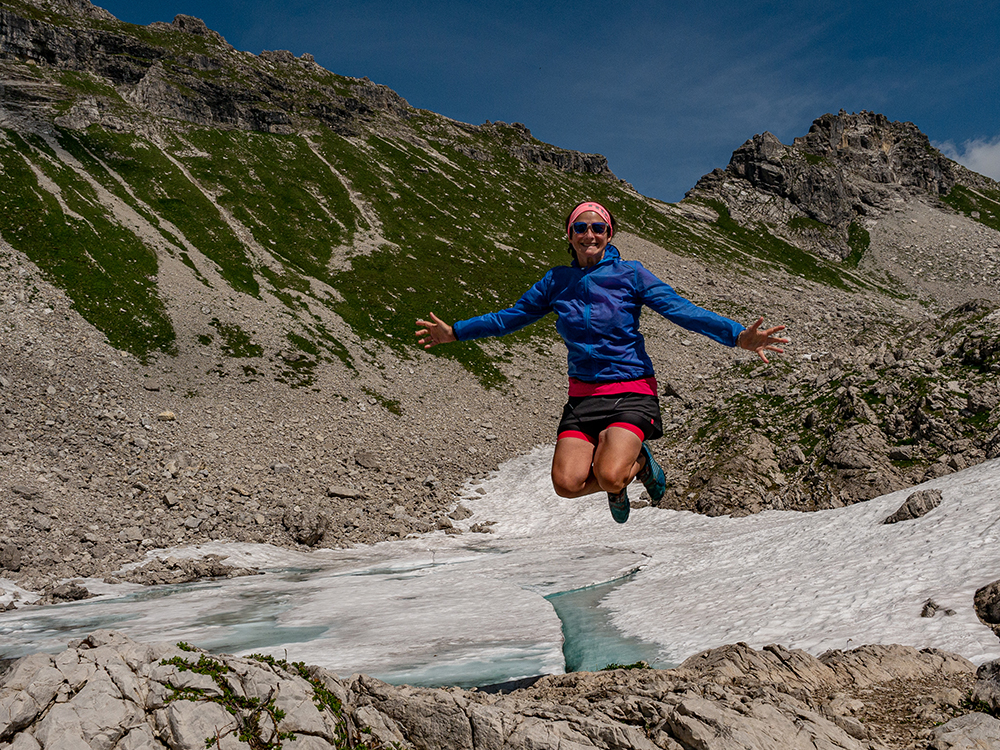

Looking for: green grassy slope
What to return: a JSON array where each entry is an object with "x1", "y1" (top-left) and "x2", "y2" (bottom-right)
[
  {"x1": 0, "y1": 116, "x2": 885, "y2": 377},
  {"x1": 0, "y1": 0, "x2": 899, "y2": 382}
]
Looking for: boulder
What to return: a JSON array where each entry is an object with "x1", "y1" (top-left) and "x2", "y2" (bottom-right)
[
  {"x1": 927, "y1": 712, "x2": 1000, "y2": 749},
  {"x1": 883, "y1": 488, "x2": 943, "y2": 524},
  {"x1": 972, "y1": 659, "x2": 1000, "y2": 714},
  {"x1": 354, "y1": 451, "x2": 382, "y2": 470},
  {"x1": 0, "y1": 544, "x2": 22, "y2": 572},
  {"x1": 44, "y1": 582, "x2": 92, "y2": 602},
  {"x1": 326, "y1": 485, "x2": 365, "y2": 500},
  {"x1": 282, "y1": 509, "x2": 329, "y2": 546},
  {"x1": 974, "y1": 579, "x2": 1000, "y2": 633}
]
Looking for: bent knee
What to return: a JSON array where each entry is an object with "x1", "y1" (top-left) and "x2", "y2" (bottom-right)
[
  {"x1": 551, "y1": 471, "x2": 587, "y2": 498},
  {"x1": 551, "y1": 479, "x2": 584, "y2": 498},
  {"x1": 593, "y1": 466, "x2": 631, "y2": 494},
  {"x1": 552, "y1": 483, "x2": 579, "y2": 498}
]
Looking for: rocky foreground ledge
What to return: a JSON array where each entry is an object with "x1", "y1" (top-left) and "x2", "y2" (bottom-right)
[{"x1": 1, "y1": 631, "x2": 999, "y2": 750}]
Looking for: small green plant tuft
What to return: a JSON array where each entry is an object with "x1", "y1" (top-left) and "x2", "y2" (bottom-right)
[
  {"x1": 846, "y1": 221, "x2": 870, "y2": 268},
  {"x1": 246, "y1": 653, "x2": 392, "y2": 748},
  {"x1": 363, "y1": 388, "x2": 403, "y2": 416},
  {"x1": 601, "y1": 660, "x2": 650, "y2": 671},
  {"x1": 961, "y1": 692, "x2": 999, "y2": 718},
  {"x1": 161, "y1": 651, "x2": 296, "y2": 749},
  {"x1": 209, "y1": 318, "x2": 263, "y2": 358},
  {"x1": 788, "y1": 215, "x2": 829, "y2": 233}
]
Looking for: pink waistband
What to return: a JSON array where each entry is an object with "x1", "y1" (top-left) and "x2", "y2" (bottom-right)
[{"x1": 568, "y1": 377, "x2": 658, "y2": 397}]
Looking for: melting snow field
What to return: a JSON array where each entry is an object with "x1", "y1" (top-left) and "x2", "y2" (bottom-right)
[{"x1": 2, "y1": 446, "x2": 999, "y2": 687}]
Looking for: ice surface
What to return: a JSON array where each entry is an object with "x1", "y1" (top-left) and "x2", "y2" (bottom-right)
[
  {"x1": 2, "y1": 445, "x2": 998, "y2": 688},
  {"x1": 466, "y1": 446, "x2": 1000, "y2": 666}
]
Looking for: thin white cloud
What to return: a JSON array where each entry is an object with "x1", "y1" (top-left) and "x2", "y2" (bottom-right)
[{"x1": 936, "y1": 137, "x2": 1000, "y2": 181}]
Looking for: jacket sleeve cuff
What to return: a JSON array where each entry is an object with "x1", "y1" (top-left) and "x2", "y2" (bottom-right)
[{"x1": 731, "y1": 325, "x2": 746, "y2": 348}]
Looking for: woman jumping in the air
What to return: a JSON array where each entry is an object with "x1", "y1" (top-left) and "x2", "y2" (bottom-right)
[{"x1": 416, "y1": 201, "x2": 787, "y2": 523}]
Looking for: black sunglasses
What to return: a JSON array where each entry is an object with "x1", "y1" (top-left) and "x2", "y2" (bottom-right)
[{"x1": 571, "y1": 221, "x2": 609, "y2": 236}]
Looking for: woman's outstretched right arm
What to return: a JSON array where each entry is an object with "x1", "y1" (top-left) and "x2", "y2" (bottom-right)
[
  {"x1": 415, "y1": 312, "x2": 457, "y2": 349},
  {"x1": 417, "y1": 270, "x2": 556, "y2": 348}
]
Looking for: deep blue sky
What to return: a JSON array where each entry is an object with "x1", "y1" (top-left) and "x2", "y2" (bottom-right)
[{"x1": 95, "y1": 0, "x2": 1000, "y2": 203}]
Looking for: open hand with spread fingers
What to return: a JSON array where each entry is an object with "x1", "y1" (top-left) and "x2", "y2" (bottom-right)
[
  {"x1": 736, "y1": 316, "x2": 789, "y2": 363},
  {"x1": 415, "y1": 312, "x2": 457, "y2": 349}
]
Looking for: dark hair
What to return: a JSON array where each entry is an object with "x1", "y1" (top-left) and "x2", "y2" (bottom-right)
[{"x1": 565, "y1": 201, "x2": 617, "y2": 259}]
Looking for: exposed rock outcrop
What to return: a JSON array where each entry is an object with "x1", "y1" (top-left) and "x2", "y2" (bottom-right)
[
  {"x1": 686, "y1": 110, "x2": 958, "y2": 260},
  {"x1": 971, "y1": 659, "x2": 1000, "y2": 714},
  {"x1": 110, "y1": 554, "x2": 262, "y2": 586},
  {"x1": 0, "y1": 632, "x2": 984, "y2": 750},
  {"x1": 927, "y1": 712, "x2": 1000, "y2": 750},
  {"x1": 975, "y1": 580, "x2": 1000, "y2": 641},
  {"x1": 655, "y1": 300, "x2": 1000, "y2": 516},
  {"x1": 883, "y1": 488, "x2": 943, "y2": 524}
]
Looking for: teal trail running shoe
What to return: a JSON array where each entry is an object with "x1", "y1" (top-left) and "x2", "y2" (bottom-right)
[
  {"x1": 608, "y1": 488, "x2": 630, "y2": 524},
  {"x1": 637, "y1": 442, "x2": 666, "y2": 503}
]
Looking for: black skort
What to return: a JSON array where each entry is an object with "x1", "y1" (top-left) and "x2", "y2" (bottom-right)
[{"x1": 557, "y1": 392, "x2": 663, "y2": 443}]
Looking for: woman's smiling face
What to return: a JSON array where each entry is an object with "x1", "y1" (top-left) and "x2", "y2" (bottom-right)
[{"x1": 569, "y1": 211, "x2": 610, "y2": 268}]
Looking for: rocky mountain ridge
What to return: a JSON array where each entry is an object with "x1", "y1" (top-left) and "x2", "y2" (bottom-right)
[
  {"x1": 1, "y1": 630, "x2": 997, "y2": 750},
  {"x1": 687, "y1": 110, "x2": 960, "y2": 261},
  {"x1": 0, "y1": 0, "x2": 608, "y2": 168}
]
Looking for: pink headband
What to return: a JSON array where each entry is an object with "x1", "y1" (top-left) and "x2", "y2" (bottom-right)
[{"x1": 567, "y1": 202, "x2": 613, "y2": 239}]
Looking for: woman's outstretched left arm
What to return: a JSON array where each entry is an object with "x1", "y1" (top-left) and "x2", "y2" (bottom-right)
[{"x1": 736, "y1": 316, "x2": 789, "y2": 363}]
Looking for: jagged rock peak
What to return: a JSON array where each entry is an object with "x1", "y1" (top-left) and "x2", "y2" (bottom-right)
[
  {"x1": 692, "y1": 110, "x2": 956, "y2": 220},
  {"x1": 170, "y1": 14, "x2": 211, "y2": 35},
  {"x1": 685, "y1": 110, "x2": 960, "y2": 260},
  {"x1": 794, "y1": 110, "x2": 955, "y2": 193},
  {"x1": 499, "y1": 122, "x2": 610, "y2": 175},
  {"x1": 123, "y1": 12, "x2": 232, "y2": 49}
]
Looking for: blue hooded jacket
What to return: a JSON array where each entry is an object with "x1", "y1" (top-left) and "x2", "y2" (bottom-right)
[{"x1": 452, "y1": 245, "x2": 745, "y2": 383}]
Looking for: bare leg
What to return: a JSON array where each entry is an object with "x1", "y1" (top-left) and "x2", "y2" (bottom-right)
[
  {"x1": 551, "y1": 436, "x2": 600, "y2": 498},
  {"x1": 592, "y1": 426, "x2": 644, "y2": 494},
  {"x1": 551, "y1": 428, "x2": 645, "y2": 498}
]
